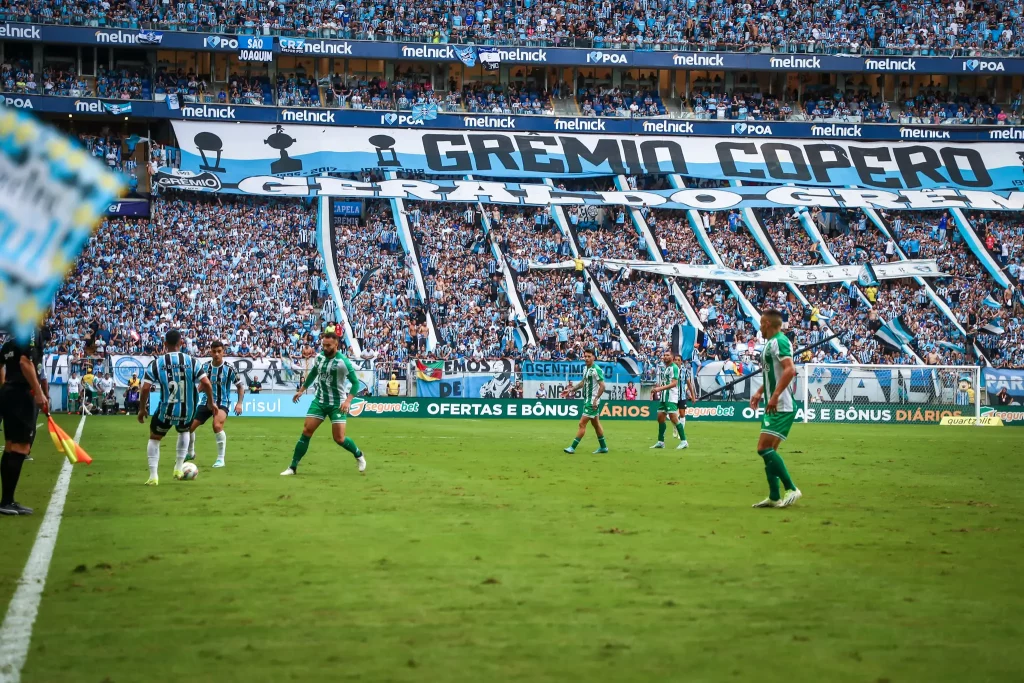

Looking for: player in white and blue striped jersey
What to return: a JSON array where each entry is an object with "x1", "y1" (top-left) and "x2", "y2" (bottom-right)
[
  {"x1": 185, "y1": 340, "x2": 245, "y2": 469},
  {"x1": 138, "y1": 329, "x2": 216, "y2": 486}
]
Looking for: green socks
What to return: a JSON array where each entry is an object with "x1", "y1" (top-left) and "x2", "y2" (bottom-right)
[
  {"x1": 570, "y1": 438, "x2": 581, "y2": 449},
  {"x1": 339, "y1": 436, "x2": 361, "y2": 459},
  {"x1": 676, "y1": 421, "x2": 686, "y2": 440},
  {"x1": 291, "y1": 434, "x2": 310, "y2": 470},
  {"x1": 764, "y1": 465, "x2": 781, "y2": 501},
  {"x1": 658, "y1": 421, "x2": 667, "y2": 441},
  {"x1": 758, "y1": 448, "x2": 795, "y2": 498},
  {"x1": 598, "y1": 436, "x2": 607, "y2": 449}
]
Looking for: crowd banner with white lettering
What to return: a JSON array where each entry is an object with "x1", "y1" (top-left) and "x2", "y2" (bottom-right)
[
  {"x1": 414, "y1": 359, "x2": 518, "y2": 398},
  {"x1": 110, "y1": 355, "x2": 374, "y2": 392},
  {"x1": 983, "y1": 368, "x2": 1024, "y2": 403},
  {"x1": 529, "y1": 258, "x2": 946, "y2": 284},
  {"x1": 164, "y1": 121, "x2": 1024, "y2": 189},
  {"x1": 155, "y1": 170, "x2": 1024, "y2": 212}
]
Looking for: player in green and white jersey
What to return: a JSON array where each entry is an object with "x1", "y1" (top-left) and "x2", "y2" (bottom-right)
[
  {"x1": 650, "y1": 349, "x2": 688, "y2": 450},
  {"x1": 561, "y1": 348, "x2": 609, "y2": 454},
  {"x1": 748, "y1": 310, "x2": 801, "y2": 508},
  {"x1": 281, "y1": 331, "x2": 366, "y2": 476}
]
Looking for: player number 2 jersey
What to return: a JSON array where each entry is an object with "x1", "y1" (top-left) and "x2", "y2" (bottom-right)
[
  {"x1": 309, "y1": 352, "x2": 359, "y2": 406},
  {"x1": 144, "y1": 353, "x2": 207, "y2": 424},
  {"x1": 761, "y1": 332, "x2": 795, "y2": 412},
  {"x1": 660, "y1": 363, "x2": 680, "y2": 403},
  {"x1": 581, "y1": 364, "x2": 605, "y2": 404}
]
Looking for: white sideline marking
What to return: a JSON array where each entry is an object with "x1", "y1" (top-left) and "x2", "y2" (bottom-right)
[{"x1": 0, "y1": 413, "x2": 86, "y2": 683}]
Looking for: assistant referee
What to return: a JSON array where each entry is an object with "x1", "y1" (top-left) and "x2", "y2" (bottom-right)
[{"x1": 0, "y1": 330, "x2": 49, "y2": 516}]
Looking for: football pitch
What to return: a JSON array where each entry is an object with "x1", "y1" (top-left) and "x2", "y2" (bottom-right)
[{"x1": 3, "y1": 415, "x2": 1023, "y2": 683}]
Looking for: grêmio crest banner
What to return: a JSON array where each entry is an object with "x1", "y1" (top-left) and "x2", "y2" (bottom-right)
[
  {"x1": 166, "y1": 120, "x2": 1024, "y2": 189},
  {"x1": 155, "y1": 169, "x2": 1024, "y2": 212}
]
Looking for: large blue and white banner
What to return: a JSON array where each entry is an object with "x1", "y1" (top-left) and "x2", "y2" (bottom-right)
[
  {"x1": 156, "y1": 170, "x2": 1024, "y2": 212},
  {"x1": 983, "y1": 368, "x2": 1024, "y2": 402},
  {"x1": 530, "y1": 258, "x2": 947, "y2": 284},
  {"x1": 164, "y1": 121, "x2": 1024, "y2": 189},
  {"x1": 415, "y1": 359, "x2": 518, "y2": 398}
]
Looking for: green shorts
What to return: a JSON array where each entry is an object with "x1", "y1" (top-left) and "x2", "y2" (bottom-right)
[
  {"x1": 761, "y1": 410, "x2": 796, "y2": 441},
  {"x1": 657, "y1": 400, "x2": 678, "y2": 414},
  {"x1": 582, "y1": 401, "x2": 601, "y2": 418},
  {"x1": 307, "y1": 398, "x2": 348, "y2": 424}
]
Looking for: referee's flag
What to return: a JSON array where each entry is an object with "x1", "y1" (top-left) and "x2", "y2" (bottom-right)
[{"x1": 47, "y1": 415, "x2": 92, "y2": 465}]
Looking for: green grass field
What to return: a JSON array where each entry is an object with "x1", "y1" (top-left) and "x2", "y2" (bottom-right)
[{"x1": 3, "y1": 414, "x2": 1023, "y2": 683}]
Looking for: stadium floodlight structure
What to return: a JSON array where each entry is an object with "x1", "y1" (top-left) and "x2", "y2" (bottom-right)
[{"x1": 801, "y1": 364, "x2": 982, "y2": 425}]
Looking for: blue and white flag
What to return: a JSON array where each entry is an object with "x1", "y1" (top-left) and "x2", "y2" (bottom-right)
[
  {"x1": 136, "y1": 29, "x2": 163, "y2": 44},
  {"x1": 452, "y1": 45, "x2": 477, "y2": 68},
  {"x1": 478, "y1": 47, "x2": 501, "y2": 71},
  {"x1": 936, "y1": 340, "x2": 965, "y2": 354},
  {"x1": 125, "y1": 134, "x2": 150, "y2": 153},
  {"x1": 166, "y1": 93, "x2": 180, "y2": 111},
  {"x1": 0, "y1": 108, "x2": 125, "y2": 342},
  {"x1": 411, "y1": 103, "x2": 438, "y2": 123},
  {"x1": 983, "y1": 294, "x2": 1002, "y2": 309},
  {"x1": 981, "y1": 319, "x2": 1005, "y2": 335},
  {"x1": 103, "y1": 101, "x2": 132, "y2": 115}
]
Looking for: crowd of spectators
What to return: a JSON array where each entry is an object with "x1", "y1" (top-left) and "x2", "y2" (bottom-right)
[
  {"x1": 405, "y1": 203, "x2": 521, "y2": 359},
  {"x1": 276, "y1": 73, "x2": 320, "y2": 107},
  {"x1": 888, "y1": 210, "x2": 1024, "y2": 367},
  {"x1": 335, "y1": 201, "x2": 422, "y2": 367},
  {"x1": 227, "y1": 74, "x2": 269, "y2": 106},
  {"x1": 805, "y1": 91, "x2": 893, "y2": 122},
  {"x1": 688, "y1": 91, "x2": 791, "y2": 121},
  {"x1": 154, "y1": 67, "x2": 211, "y2": 103},
  {"x1": 898, "y1": 91, "x2": 1013, "y2": 124},
  {"x1": 95, "y1": 66, "x2": 146, "y2": 100},
  {"x1": 9, "y1": 0, "x2": 1024, "y2": 55},
  {"x1": 579, "y1": 87, "x2": 665, "y2": 117},
  {"x1": 46, "y1": 195, "x2": 320, "y2": 361},
  {"x1": 463, "y1": 82, "x2": 553, "y2": 115},
  {"x1": 30, "y1": 186, "x2": 1024, "y2": 395}
]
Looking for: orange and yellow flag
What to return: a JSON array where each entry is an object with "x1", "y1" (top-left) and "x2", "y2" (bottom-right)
[{"x1": 47, "y1": 415, "x2": 92, "y2": 465}]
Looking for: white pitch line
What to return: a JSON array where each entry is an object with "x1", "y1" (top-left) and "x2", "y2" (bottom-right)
[{"x1": 0, "y1": 412, "x2": 86, "y2": 683}]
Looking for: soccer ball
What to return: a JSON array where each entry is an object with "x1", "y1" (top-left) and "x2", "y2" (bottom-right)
[{"x1": 180, "y1": 462, "x2": 199, "y2": 481}]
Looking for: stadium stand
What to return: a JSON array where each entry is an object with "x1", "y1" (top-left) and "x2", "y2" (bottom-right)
[
  {"x1": 46, "y1": 195, "x2": 320, "y2": 361},
  {"x1": 9, "y1": 0, "x2": 1024, "y2": 55}
]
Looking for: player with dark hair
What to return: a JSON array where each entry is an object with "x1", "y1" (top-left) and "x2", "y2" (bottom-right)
[
  {"x1": 650, "y1": 349, "x2": 688, "y2": 450},
  {"x1": 282, "y1": 331, "x2": 366, "y2": 476},
  {"x1": 749, "y1": 310, "x2": 802, "y2": 508},
  {"x1": 562, "y1": 348, "x2": 608, "y2": 454},
  {"x1": 0, "y1": 330, "x2": 48, "y2": 515},
  {"x1": 138, "y1": 329, "x2": 216, "y2": 485},
  {"x1": 186, "y1": 340, "x2": 244, "y2": 468}
]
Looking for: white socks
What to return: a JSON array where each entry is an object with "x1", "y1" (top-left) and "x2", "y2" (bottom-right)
[
  {"x1": 187, "y1": 431, "x2": 195, "y2": 456},
  {"x1": 215, "y1": 431, "x2": 227, "y2": 462},
  {"x1": 175, "y1": 432, "x2": 189, "y2": 471},
  {"x1": 147, "y1": 439, "x2": 160, "y2": 478}
]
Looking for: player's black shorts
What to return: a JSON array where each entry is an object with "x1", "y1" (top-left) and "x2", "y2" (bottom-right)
[
  {"x1": 193, "y1": 404, "x2": 228, "y2": 425},
  {"x1": 150, "y1": 414, "x2": 192, "y2": 436},
  {"x1": 677, "y1": 399, "x2": 687, "y2": 412},
  {"x1": 0, "y1": 386, "x2": 39, "y2": 445}
]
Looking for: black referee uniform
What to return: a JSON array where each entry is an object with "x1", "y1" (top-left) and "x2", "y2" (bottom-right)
[{"x1": 0, "y1": 333, "x2": 45, "y2": 515}]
